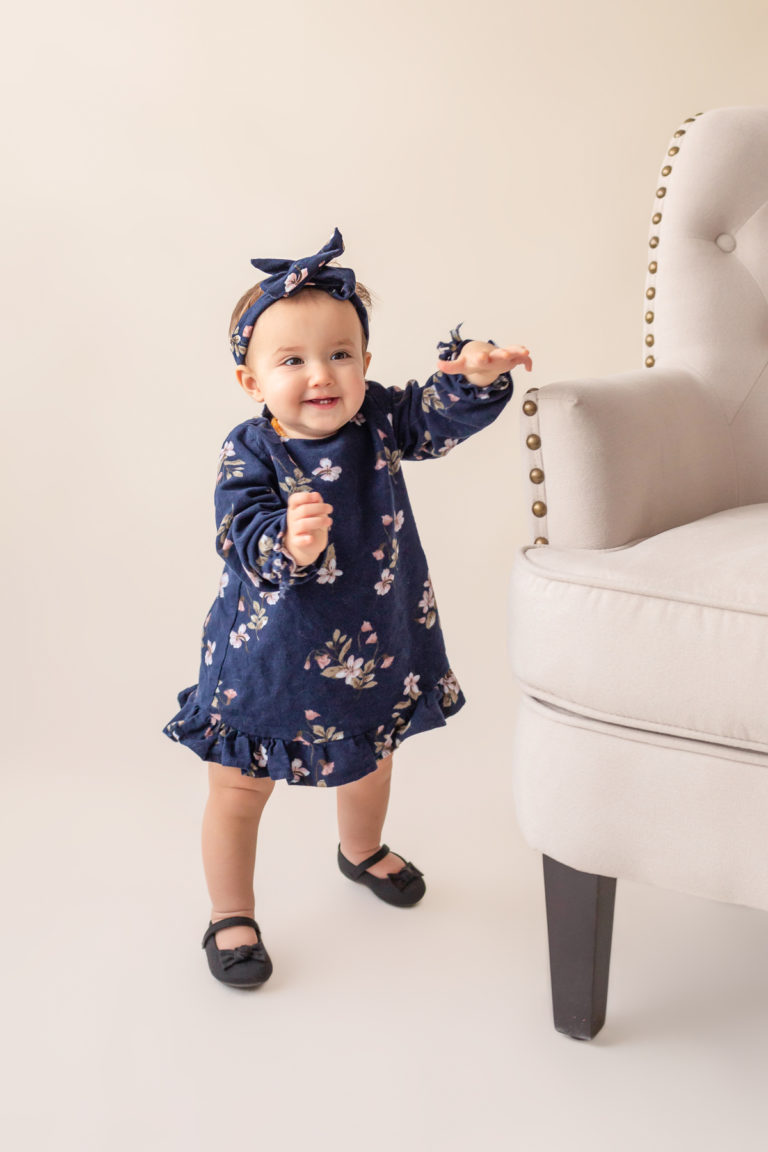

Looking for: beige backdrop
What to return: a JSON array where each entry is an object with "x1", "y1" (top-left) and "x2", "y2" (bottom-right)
[{"x1": 5, "y1": 2, "x2": 768, "y2": 1149}]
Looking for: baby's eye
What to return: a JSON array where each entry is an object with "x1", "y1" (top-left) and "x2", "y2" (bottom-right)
[
  {"x1": 282, "y1": 356, "x2": 303, "y2": 367},
  {"x1": 331, "y1": 350, "x2": 350, "y2": 360}
]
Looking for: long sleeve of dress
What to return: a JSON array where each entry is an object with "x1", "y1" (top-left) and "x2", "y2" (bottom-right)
[
  {"x1": 214, "y1": 423, "x2": 319, "y2": 590},
  {"x1": 376, "y1": 326, "x2": 514, "y2": 462}
]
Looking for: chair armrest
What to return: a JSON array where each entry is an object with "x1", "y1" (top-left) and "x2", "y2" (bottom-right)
[{"x1": 520, "y1": 368, "x2": 738, "y2": 548}]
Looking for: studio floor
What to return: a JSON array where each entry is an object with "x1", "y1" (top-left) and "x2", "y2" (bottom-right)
[{"x1": 5, "y1": 705, "x2": 768, "y2": 1152}]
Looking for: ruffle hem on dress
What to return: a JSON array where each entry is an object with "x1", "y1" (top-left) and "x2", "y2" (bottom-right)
[{"x1": 162, "y1": 677, "x2": 466, "y2": 788}]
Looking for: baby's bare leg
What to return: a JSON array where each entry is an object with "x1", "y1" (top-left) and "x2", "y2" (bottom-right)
[
  {"x1": 201, "y1": 763, "x2": 275, "y2": 948},
  {"x1": 336, "y1": 755, "x2": 407, "y2": 877}
]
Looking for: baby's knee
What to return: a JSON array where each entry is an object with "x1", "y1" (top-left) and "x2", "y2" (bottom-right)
[{"x1": 208, "y1": 762, "x2": 276, "y2": 812}]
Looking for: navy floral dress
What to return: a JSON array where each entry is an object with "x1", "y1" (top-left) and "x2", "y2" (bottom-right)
[{"x1": 163, "y1": 330, "x2": 513, "y2": 787}]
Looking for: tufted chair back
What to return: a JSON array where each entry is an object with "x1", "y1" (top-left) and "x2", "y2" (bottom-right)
[{"x1": 648, "y1": 107, "x2": 768, "y2": 506}]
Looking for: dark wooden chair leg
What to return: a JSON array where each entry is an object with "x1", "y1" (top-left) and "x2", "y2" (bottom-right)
[{"x1": 543, "y1": 854, "x2": 617, "y2": 1040}]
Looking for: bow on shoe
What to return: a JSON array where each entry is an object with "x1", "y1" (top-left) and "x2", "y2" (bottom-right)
[
  {"x1": 390, "y1": 862, "x2": 424, "y2": 892},
  {"x1": 219, "y1": 943, "x2": 268, "y2": 970}
]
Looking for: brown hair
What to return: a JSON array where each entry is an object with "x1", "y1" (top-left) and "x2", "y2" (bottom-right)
[{"x1": 229, "y1": 273, "x2": 372, "y2": 361}]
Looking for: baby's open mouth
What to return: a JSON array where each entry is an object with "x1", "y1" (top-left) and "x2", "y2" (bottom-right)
[{"x1": 305, "y1": 398, "x2": 338, "y2": 407}]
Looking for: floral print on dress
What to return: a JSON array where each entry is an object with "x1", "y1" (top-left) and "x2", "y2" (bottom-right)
[
  {"x1": 290, "y1": 758, "x2": 310, "y2": 782},
  {"x1": 374, "y1": 445, "x2": 404, "y2": 476},
  {"x1": 229, "y1": 624, "x2": 249, "y2": 649},
  {"x1": 438, "y1": 671, "x2": 461, "y2": 709},
  {"x1": 420, "y1": 383, "x2": 447, "y2": 414},
  {"x1": 416, "y1": 577, "x2": 437, "y2": 629},
  {"x1": 229, "y1": 588, "x2": 271, "y2": 647},
  {"x1": 217, "y1": 442, "x2": 245, "y2": 486},
  {"x1": 305, "y1": 623, "x2": 394, "y2": 691},
  {"x1": 374, "y1": 570, "x2": 395, "y2": 596},
  {"x1": 312, "y1": 458, "x2": 342, "y2": 482},
  {"x1": 371, "y1": 509, "x2": 403, "y2": 595},
  {"x1": 284, "y1": 709, "x2": 346, "y2": 783},
  {"x1": 278, "y1": 463, "x2": 314, "y2": 498},
  {"x1": 317, "y1": 544, "x2": 342, "y2": 584}
]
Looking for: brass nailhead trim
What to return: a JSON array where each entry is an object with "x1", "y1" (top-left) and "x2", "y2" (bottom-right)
[
  {"x1": 534, "y1": 537, "x2": 549, "y2": 546},
  {"x1": 526, "y1": 433, "x2": 541, "y2": 451},
  {"x1": 529, "y1": 468, "x2": 544, "y2": 484},
  {"x1": 522, "y1": 399, "x2": 538, "y2": 416},
  {"x1": 532, "y1": 501, "x2": 547, "y2": 518},
  {"x1": 645, "y1": 115, "x2": 698, "y2": 369}
]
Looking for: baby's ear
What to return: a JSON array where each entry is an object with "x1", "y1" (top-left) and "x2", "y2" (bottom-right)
[
  {"x1": 364, "y1": 350, "x2": 372, "y2": 374},
  {"x1": 236, "y1": 365, "x2": 264, "y2": 402}
]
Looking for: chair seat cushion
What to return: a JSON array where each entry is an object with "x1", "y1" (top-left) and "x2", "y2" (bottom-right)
[{"x1": 510, "y1": 503, "x2": 768, "y2": 754}]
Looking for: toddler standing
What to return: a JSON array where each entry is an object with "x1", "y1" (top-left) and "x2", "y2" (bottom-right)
[{"x1": 163, "y1": 229, "x2": 532, "y2": 988}]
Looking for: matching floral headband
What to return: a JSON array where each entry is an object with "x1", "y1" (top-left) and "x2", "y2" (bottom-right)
[{"x1": 230, "y1": 227, "x2": 370, "y2": 366}]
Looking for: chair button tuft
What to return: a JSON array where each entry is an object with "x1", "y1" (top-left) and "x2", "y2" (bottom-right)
[{"x1": 715, "y1": 233, "x2": 736, "y2": 253}]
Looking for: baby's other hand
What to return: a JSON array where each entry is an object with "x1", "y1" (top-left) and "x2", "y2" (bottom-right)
[
  {"x1": 284, "y1": 491, "x2": 333, "y2": 567},
  {"x1": 438, "y1": 340, "x2": 533, "y2": 386}
]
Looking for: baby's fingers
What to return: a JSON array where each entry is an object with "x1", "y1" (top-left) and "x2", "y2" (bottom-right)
[
  {"x1": 289, "y1": 500, "x2": 333, "y2": 523},
  {"x1": 287, "y1": 490, "x2": 323, "y2": 509},
  {"x1": 438, "y1": 355, "x2": 472, "y2": 375},
  {"x1": 293, "y1": 511, "x2": 333, "y2": 535},
  {"x1": 489, "y1": 346, "x2": 534, "y2": 372}
]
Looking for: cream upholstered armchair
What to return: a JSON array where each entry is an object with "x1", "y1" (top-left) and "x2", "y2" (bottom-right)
[{"x1": 509, "y1": 107, "x2": 768, "y2": 1040}]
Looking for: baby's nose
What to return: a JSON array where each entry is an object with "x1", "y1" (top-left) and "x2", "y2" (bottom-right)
[{"x1": 307, "y1": 363, "x2": 333, "y2": 386}]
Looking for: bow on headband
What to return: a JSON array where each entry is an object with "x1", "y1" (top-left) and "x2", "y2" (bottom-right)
[{"x1": 230, "y1": 227, "x2": 369, "y2": 365}]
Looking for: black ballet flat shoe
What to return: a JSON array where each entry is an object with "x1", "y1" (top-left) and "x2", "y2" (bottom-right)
[
  {"x1": 337, "y1": 843, "x2": 426, "y2": 907},
  {"x1": 201, "y1": 916, "x2": 273, "y2": 988}
]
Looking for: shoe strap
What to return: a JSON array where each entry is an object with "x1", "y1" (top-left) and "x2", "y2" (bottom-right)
[
  {"x1": 347, "y1": 844, "x2": 390, "y2": 879},
  {"x1": 202, "y1": 916, "x2": 261, "y2": 949}
]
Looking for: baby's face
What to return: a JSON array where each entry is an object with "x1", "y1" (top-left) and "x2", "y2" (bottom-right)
[{"x1": 238, "y1": 290, "x2": 371, "y2": 440}]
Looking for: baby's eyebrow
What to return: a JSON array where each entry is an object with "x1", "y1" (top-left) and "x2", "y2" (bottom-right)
[{"x1": 273, "y1": 337, "x2": 356, "y2": 355}]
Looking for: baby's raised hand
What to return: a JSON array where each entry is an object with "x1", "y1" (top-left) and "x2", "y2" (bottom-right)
[
  {"x1": 284, "y1": 491, "x2": 333, "y2": 567},
  {"x1": 438, "y1": 340, "x2": 533, "y2": 387}
]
